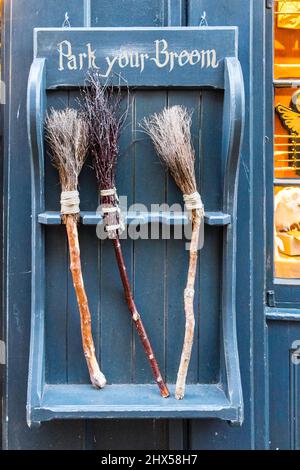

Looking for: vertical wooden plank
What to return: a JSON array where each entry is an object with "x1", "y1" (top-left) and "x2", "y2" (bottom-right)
[
  {"x1": 272, "y1": 321, "x2": 293, "y2": 450},
  {"x1": 165, "y1": 234, "x2": 188, "y2": 383},
  {"x1": 197, "y1": 226, "x2": 221, "y2": 383},
  {"x1": 269, "y1": 321, "x2": 295, "y2": 450},
  {"x1": 167, "y1": 0, "x2": 186, "y2": 26},
  {"x1": 197, "y1": 91, "x2": 223, "y2": 383},
  {"x1": 189, "y1": 419, "x2": 246, "y2": 450},
  {"x1": 199, "y1": 91, "x2": 223, "y2": 211},
  {"x1": 100, "y1": 239, "x2": 133, "y2": 383},
  {"x1": 45, "y1": 91, "x2": 70, "y2": 210},
  {"x1": 33, "y1": 1, "x2": 85, "y2": 28},
  {"x1": 90, "y1": 419, "x2": 168, "y2": 450},
  {"x1": 90, "y1": 0, "x2": 165, "y2": 27},
  {"x1": 44, "y1": 91, "x2": 68, "y2": 384},
  {"x1": 290, "y1": 350, "x2": 298, "y2": 450},
  {"x1": 45, "y1": 226, "x2": 68, "y2": 383},
  {"x1": 168, "y1": 420, "x2": 188, "y2": 450},
  {"x1": 83, "y1": 0, "x2": 91, "y2": 27},
  {"x1": 133, "y1": 90, "x2": 167, "y2": 384}
]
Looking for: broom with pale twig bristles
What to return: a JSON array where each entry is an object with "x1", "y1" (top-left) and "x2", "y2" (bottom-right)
[
  {"x1": 142, "y1": 106, "x2": 204, "y2": 400},
  {"x1": 45, "y1": 108, "x2": 106, "y2": 389},
  {"x1": 83, "y1": 75, "x2": 170, "y2": 398}
]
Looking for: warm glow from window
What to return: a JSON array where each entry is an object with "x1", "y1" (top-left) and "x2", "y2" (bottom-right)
[{"x1": 274, "y1": 1, "x2": 300, "y2": 279}]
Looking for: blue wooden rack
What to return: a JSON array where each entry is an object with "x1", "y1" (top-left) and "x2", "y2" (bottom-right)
[{"x1": 27, "y1": 26, "x2": 244, "y2": 426}]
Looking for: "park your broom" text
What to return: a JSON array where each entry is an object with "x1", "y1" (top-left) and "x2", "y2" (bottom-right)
[{"x1": 57, "y1": 39, "x2": 219, "y2": 76}]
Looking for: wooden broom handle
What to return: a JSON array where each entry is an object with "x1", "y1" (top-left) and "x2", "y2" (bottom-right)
[
  {"x1": 113, "y1": 235, "x2": 170, "y2": 398},
  {"x1": 65, "y1": 214, "x2": 106, "y2": 389},
  {"x1": 175, "y1": 209, "x2": 201, "y2": 400}
]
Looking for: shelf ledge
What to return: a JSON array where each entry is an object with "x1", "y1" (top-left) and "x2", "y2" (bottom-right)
[
  {"x1": 38, "y1": 211, "x2": 231, "y2": 226},
  {"x1": 28, "y1": 383, "x2": 240, "y2": 425}
]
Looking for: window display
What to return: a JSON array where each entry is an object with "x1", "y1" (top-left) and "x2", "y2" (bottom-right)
[{"x1": 274, "y1": 1, "x2": 300, "y2": 279}]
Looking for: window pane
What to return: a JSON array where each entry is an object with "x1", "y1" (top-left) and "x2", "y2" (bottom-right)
[
  {"x1": 274, "y1": 88, "x2": 300, "y2": 180},
  {"x1": 274, "y1": 2, "x2": 300, "y2": 280},
  {"x1": 275, "y1": 186, "x2": 300, "y2": 279},
  {"x1": 274, "y1": 1, "x2": 300, "y2": 80}
]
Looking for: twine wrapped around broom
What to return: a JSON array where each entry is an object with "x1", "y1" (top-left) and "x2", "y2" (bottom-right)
[
  {"x1": 45, "y1": 108, "x2": 106, "y2": 389},
  {"x1": 142, "y1": 106, "x2": 204, "y2": 400},
  {"x1": 83, "y1": 75, "x2": 169, "y2": 398}
]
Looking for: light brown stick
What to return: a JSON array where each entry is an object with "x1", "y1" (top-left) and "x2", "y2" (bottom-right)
[
  {"x1": 175, "y1": 209, "x2": 201, "y2": 400},
  {"x1": 65, "y1": 214, "x2": 106, "y2": 389},
  {"x1": 142, "y1": 106, "x2": 204, "y2": 399}
]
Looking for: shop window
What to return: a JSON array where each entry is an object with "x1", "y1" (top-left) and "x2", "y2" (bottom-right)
[{"x1": 274, "y1": 1, "x2": 300, "y2": 280}]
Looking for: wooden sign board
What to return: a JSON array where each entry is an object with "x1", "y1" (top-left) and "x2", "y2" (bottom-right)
[{"x1": 34, "y1": 27, "x2": 238, "y2": 89}]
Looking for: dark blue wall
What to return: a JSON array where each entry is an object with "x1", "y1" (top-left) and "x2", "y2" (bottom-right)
[{"x1": 2, "y1": 0, "x2": 296, "y2": 450}]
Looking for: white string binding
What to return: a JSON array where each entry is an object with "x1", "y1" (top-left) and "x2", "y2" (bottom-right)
[
  {"x1": 102, "y1": 206, "x2": 118, "y2": 214},
  {"x1": 183, "y1": 192, "x2": 204, "y2": 212},
  {"x1": 100, "y1": 187, "x2": 124, "y2": 233},
  {"x1": 105, "y1": 224, "x2": 121, "y2": 232},
  {"x1": 60, "y1": 191, "x2": 80, "y2": 215},
  {"x1": 100, "y1": 188, "x2": 117, "y2": 197}
]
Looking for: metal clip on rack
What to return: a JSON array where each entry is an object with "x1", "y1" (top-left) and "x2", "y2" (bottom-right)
[{"x1": 27, "y1": 26, "x2": 244, "y2": 426}]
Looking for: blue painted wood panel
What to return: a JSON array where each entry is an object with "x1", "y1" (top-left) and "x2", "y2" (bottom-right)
[
  {"x1": 85, "y1": 419, "x2": 169, "y2": 450},
  {"x1": 2, "y1": 0, "x2": 273, "y2": 451},
  {"x1": 90, "y1": 0, "x2": 166, "y2": 28},
  {"x1": 269, "y1": 321, "x2": 300, "y2": 450},
  {"x1": 45, "y1": 90, "x2": 69, "y2": 384},
  {"x1": 42, "y1": 88, "x2": 223, "y2": 388}
]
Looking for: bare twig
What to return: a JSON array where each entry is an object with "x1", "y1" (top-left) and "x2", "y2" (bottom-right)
[
  {"x1": 45, "y1": 108, "x2": 106, "y2": 389},
  {"x1": 142, "y1": 106, "x2": 204, "y2": 400},
  {"x1": 83, "y1": 74, "x2": 169, "y2": 398}
]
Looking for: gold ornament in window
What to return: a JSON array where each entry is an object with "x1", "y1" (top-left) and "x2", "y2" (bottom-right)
[{"x1": 277, "y1": 1, "x2": 300, "y2": 29}]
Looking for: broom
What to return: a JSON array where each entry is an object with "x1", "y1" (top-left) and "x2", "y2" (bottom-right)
[
  {"x1": 142, "y1": 106, "x2": 204, "y2": 400},
  {"x1": 45, "y1": 108, "x2": 107, "y2": 389},
  {"x1": 83, "y1": 75, "x2": 170, "y2": 398}
]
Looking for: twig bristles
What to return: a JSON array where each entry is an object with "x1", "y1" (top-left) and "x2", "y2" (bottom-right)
[
  {"x1": 82, "y1": 74, "x2": 129, "y2": 191},
  {"x1": 141, "y1": 106, "x2": 197, "y2": 195},
  {"x1": 45, "y1": 108, "x2": 89, "y2": 192}
]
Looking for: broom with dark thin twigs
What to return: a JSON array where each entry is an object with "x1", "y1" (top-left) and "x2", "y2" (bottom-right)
[
  {"x1": 142, "y1": 106, "x2": 204, "y2": 400},
  {"x1": 83, "y1": 75, "x2": 170, "y2": 398},
  {"x1": 45, "y1": 108, "x2": 106, "y2": 389}
]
